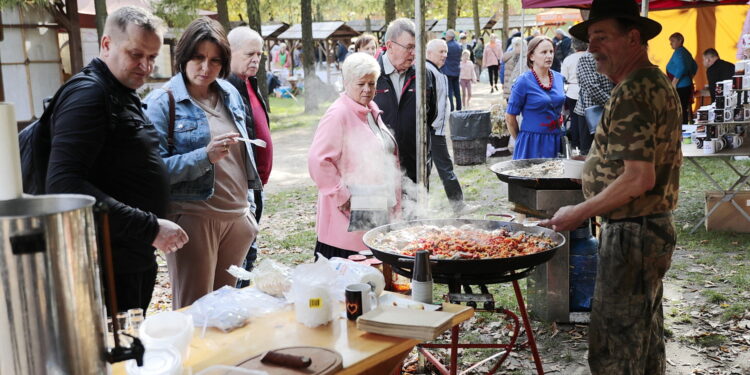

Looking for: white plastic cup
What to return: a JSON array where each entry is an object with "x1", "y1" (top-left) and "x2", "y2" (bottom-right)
[
  {"x1": 294, "y1": 286, "x2": 332, "y2": 327},
  {"x1": 138, "y1": 311, "x2": 194, "y2": 361}
]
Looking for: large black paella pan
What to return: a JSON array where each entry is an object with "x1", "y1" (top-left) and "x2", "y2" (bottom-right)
[
  {"x1": 362, "y1": 219, "x2": 565, "y2": 285},
  {"x1": 489, "y1": 158, "x2": 584, "y2": 190}
]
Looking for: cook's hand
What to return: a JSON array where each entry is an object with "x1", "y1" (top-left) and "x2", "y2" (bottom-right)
[
  {"x1": 539, "y1": 205, "x2": 586, "y2": 232},
  {"x1": 152, "y1": 218, "x2": 189, "y2": 254},
  {"x1": 207, "y1": 132, "x2": 240, "y2": 164}
]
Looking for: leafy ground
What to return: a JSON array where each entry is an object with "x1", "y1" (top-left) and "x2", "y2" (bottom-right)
[{"x1": 151, "y1": 83, "x2": 750, "y2": 374}]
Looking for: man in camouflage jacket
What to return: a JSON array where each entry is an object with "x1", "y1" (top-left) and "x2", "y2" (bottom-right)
[{"x1": 542, "y1": 1, "x2": 682, "y2": 374}]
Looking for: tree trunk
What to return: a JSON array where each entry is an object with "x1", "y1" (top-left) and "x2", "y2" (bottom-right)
[
  {"x1": 94, "y1": 0, "x2": 107, "y2": 42},
  {"x1": 245, "y1": 0, "x2": 269, "y2": 106},
  {"x1": 216, "y1": 0, "x2": 230, "y2": 32},
  {"x1": 301, "y1": 0, "x2": 318, "y2": 113},
  {"x1": 502, "y1": 0, "x2": 509, "y2": 47},
  {"x1": 447, "y1": 0, "x2": 456, "y2": 31},
  {"x1": 365, "y1": 15, "x2": 371, "y2": 34},
  {"x1": 384, "y1": 0, "x2": 396, "y2": 25},
  {"x1": 65, "y1": 0, "x2": 83, "y2": 73},
  {"x1": 472, "y1": 0, "x2": 480, "y2": 42}
]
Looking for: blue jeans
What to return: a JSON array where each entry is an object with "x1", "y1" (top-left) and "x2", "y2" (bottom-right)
[{"x1": 446, "y1": 75, "x2": 462, "y2": 111}]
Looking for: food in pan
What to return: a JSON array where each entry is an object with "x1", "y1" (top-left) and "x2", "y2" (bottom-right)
[
  {"x1": 501, "y1": 160, "x2": 564, "y2": 178},
  {"x1": 370, "y1": 224, "x2": 557, "y2": 260}
]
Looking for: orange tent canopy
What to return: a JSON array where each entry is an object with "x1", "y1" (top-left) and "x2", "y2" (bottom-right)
[{"x1": 535, "y1": 8, "x2": 584, "y2": 25}]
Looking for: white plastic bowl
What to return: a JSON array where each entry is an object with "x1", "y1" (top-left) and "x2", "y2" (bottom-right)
[{"x1": 138, "y1": 311, "x2": 194, "y2": 360}]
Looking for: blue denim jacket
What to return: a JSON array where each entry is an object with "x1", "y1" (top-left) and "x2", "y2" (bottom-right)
[{"x1": 143, "y1": 74, "x2": 261, "y2": 203}]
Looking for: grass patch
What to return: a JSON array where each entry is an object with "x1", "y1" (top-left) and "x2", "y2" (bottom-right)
[
  {"x1": 695, "y1": 333, "x2": 728, "y2": 347},
  {"x1": 267, "y1": 97, "x2": 331, "y2": 131},
  {"x1": 263, "y1": 186, "x2": 317, "y2": 217},
  {"x1": 727, "y1": 267, "x2": 750, "y2": 289},
  {"x1": 701, "y1": 290, "x2": 728, "y2": 304},
  {"x1": 721, "y1": 302, "x2": 750, "y2": 321}
]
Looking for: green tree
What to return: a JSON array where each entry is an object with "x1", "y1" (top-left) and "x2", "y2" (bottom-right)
[
  {"x1": 384, "y1": 0, "x2": 396, "y2": 24},
  {"x1": 301, "y1": 0, "x2": 319, "y2": 113},
  {"x1": 94, "y1": 0, "x2": 107, "y2": 41},
  {"x1": 471, "y1": 0, "x2": 479, "y2": 41},
  {"x1": 244, "y1": 0, "x2": 269, "y2": 105},
  {"x1": 216, "y1": 0, "x2": 230, "y2": 30},
  {"x1": 447, "y1": 0, "x2": 456, "y2": 30}
]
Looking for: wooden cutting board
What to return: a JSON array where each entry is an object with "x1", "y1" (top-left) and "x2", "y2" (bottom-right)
[{"x1": 237, "y1": 346, "x2": 343, "y2": 375}]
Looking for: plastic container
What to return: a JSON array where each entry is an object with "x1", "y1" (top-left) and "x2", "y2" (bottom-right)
[
  {"x1": 569, "y1": 221, "x2": 599, "y2": 312},
  {"x1": 139, "y1": 311, "x2": 194, "y2": 361},
  {"x1": 125, "y1": 347, "x2": 182, "y2": 375}
]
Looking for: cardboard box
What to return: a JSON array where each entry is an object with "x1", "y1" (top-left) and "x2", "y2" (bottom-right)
[{"x1": 705, "y1": 191, "x2": 750, "y2": 233}]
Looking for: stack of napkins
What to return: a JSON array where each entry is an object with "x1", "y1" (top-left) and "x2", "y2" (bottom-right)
[{"x1": 356, "y1": 307, "x2": 456, "y2": 341}]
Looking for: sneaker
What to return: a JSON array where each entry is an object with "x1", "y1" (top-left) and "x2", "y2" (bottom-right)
[
  {"x1": 490, "y1": 86, "x2": 495, "y2": 93},
  {"x1": 453, "y1": 203, "x2": 481, "y2": 216}
]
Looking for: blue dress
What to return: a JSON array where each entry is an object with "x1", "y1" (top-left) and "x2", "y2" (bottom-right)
[{"x1": 506, "y1": 70, "x2": 566, "y2": 160}]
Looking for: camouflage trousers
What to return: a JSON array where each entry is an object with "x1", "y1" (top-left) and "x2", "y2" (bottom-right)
[{"x1": 588, "y1": 215, "x2": 676, "y2": 375}]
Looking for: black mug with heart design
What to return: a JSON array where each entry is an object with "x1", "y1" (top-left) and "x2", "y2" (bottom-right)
[{"x1": 345, "y1": 283, "x2": 378, "y2": 321}]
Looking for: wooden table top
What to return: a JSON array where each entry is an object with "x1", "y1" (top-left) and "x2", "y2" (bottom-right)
[{"x1": 112, "y1": 299, "x2": 473, "y2": 375}]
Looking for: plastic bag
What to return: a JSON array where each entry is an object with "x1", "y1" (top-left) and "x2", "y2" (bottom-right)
[
  {"x1": 287, "y1": 256, "x2": 338, "y2": 327},
  {"x1": 327, "y1": 257, "x2": 386, "y2": 302},
  {"x1": 249, "y1": 259, "x2": 292, "y2": 297},
  {"x1": 187, "y1": 286, "x2": 288, "y2": 333}
]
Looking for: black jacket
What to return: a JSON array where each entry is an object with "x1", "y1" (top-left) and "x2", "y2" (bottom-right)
[
  {"x1": 46, "y1": 58, "x2": 170, "y2": 273},
  {"x1": 373, "y1": 54, "x2": 437, "y2": 183},
  {"x1": 227, "y1": 73, "x2": 269, "y2": 141},
  {"x1": 707, "y1": 59, "x2": 735, "y2": 102}
]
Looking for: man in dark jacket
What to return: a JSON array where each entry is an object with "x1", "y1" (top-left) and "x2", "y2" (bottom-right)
[
  {"x1": 45, "y1": 6, "x2": 187, "y2": 312},
  {"x1": 441, "y1": 29, "x2": 463, "y2": 111},
  {"x1": 552, "y1": 28, "x2": 572, "y2": 72},
  {"x1": 703, "y1": 48, "x2": 736, "y2": 102},
  {"x1": 227, "y1": 26, "x2": 274, "y2": 285},
  {"x1": 374, "y1": 18, "x2": 437, "y2": 186}
]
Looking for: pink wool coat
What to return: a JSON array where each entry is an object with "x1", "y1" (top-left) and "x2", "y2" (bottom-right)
[{"x1": 308, "y1": 94, "x2": 401, "y2": 251}]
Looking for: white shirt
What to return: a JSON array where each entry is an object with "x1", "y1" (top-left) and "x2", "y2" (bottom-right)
[
  {"x1": 561, "y1": 51, "x2": 585, "y2": 100},
  {"x1": 382, "y1": 52, "x2": 406, "y2": 103}
]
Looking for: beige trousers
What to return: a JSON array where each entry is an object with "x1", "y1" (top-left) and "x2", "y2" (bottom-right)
[{"x1": 167, "y1": 213, "x2": 257, "y2": 309}]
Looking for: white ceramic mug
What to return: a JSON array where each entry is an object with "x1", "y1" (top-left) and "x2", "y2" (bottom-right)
[{"x1": 703, "y1": 139, "x2": 716, "y2": 154}]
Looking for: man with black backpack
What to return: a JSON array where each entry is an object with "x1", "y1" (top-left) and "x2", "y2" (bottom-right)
[{"x1": 43, "y1": 6, "x2": 187, "y2": 312}]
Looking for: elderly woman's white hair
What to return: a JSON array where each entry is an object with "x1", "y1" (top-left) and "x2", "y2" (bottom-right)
[
  {"x1": 511, "y1": 36, "x2": 524, "y2": 50},
  {"x1": 342, "y1": 52, "x2": 380, "y2": 84}
]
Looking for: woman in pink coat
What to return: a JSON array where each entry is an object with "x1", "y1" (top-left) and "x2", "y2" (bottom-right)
[
  {"x1": 483, "y1": 34, "x2": 504, "y2": 93},
  {"x1": 308, "y1": 53, "x2": 401, "y2": 259}
]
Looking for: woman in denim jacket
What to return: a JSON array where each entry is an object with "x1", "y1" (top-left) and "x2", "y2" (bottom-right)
[{"x1": 144, "y1": 18, "x2": 260, "y2": 309}]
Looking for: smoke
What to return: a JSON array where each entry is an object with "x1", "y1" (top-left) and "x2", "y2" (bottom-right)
[{"x1": 398, "y1": 174, "x2": 431, "y2": 221}]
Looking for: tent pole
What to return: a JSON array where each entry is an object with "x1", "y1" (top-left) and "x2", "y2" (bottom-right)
[{"x1": 641, "y1": 0, "x2": 649, "y2": 17}]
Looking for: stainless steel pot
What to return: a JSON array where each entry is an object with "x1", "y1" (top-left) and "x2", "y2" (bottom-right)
[{"x1": 0, "y1": 195, "x2": 107, "y2": 375}]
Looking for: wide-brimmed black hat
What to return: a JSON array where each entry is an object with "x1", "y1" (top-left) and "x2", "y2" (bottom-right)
[{"x1": 568, "y1": 0, "x2": 662, "y2": 43}]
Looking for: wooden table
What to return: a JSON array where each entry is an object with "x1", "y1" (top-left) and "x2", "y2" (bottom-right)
[{"x1": 112, "y1": 300, "x2": 473, "y2": 375}]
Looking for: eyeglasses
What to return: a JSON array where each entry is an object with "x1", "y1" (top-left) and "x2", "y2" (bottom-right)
[{"x1": 391, "y1": 40, "x2": 416, "y2": 52}]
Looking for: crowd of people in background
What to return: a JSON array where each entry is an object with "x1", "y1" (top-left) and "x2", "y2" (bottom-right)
[{"x1": 37, "y1": 0, "x2": 730, "y2": 321}]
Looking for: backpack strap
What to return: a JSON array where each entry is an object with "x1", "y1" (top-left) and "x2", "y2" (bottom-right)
[{"x1": 166, "y1": 89, "x2": 176, "y2": 156}]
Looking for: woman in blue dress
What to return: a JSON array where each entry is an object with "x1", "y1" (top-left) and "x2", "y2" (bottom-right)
[{"x1": 505, "y1": 36, "x2": 565, "y2": 160}]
